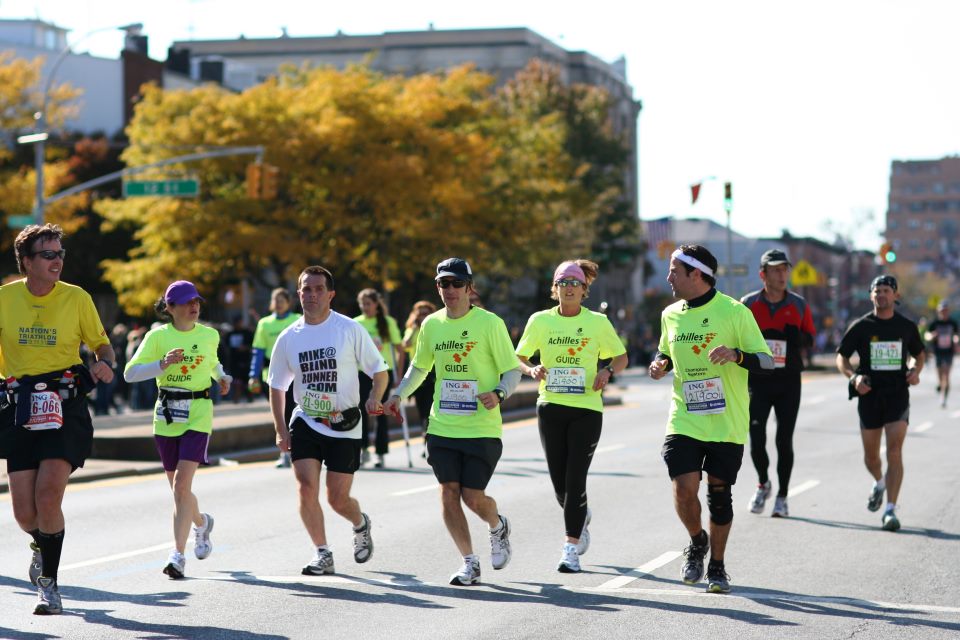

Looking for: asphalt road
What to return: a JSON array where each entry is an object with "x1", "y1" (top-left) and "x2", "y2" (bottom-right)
[{"x1": 1, "y1": 369, "x2": 959, "y2": 639}]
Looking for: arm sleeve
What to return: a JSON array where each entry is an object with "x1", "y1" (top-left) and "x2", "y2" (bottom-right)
[
  {"x1": 495, "y1": 367, "x2": 522, "y2": 398},
  {"x1": 738, "y1": 351, "x2": 774, "y2": 371},
  {"x1": 124, "y1": 360, "x2": 164, "y2": 382},
  {"x1": 655, "y1": 350, "x2": 673, "y2": 372},
  {"x1": 123, "y1": 328, "x2": 160, "y2": 378},
  {"x1": 395, "y1": 365, "x2": 429, "y2": 399}
]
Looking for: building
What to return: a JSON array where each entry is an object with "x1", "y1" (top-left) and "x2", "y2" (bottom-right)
[{"x1": 885, "y1": 156, "x2": 960, "y2": 273}]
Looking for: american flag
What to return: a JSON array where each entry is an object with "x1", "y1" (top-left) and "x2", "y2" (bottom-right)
[{"x1": 644, "y1": 217, "x2": 673, "y2": 247}]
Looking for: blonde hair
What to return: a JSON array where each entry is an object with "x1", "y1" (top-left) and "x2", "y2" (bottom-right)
[{"x1": 406, "y1": 300, "x2": 437, "y2": 329}]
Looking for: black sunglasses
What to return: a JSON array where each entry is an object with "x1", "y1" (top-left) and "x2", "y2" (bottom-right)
[
  {"x1": 555, "y1": 279, "x2": 583, "y2": 288},
  {"x1": 437, "y1": 279, "x2": 467, "y2": 289},
  {"x1": 31, "y1": 249, "x2": 66, "y2": 260}
]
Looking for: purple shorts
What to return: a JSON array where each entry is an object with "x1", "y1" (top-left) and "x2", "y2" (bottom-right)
[{"x1": 154, "y1": 430, "x2": 210, "y2": 472}]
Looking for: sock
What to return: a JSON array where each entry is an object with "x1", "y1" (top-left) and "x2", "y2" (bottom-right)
[
  {"x1": 464, "y1": 553, "x2": 479, "y2": 563},
  {"x1": 885, "y1": 502, "x2": 896, "y2": 513},
  {"x1": 353, "y1": 514, "x2": 369, "y2": 532},
  {"x1": 317, "y1": 544, "x2": 329, "y2": 552},
  {"x1": 708, "y1": 558, "x2": 724, "y2": 569},
  {"x1": 490, "y1": 516, "x2": 504, "y2": 534},
  {"x1": 29, "y1": 528, "x2": 41, "y2": 546},
  {"x1": 874, "y1": 478, "x2": 886, "y2": 491},
  {"x1": 37, "y1": 529, "x2": 65, "y2": 582},
  {"x1": 692, "y1": 530, "x2": 708, "y2": 547}
]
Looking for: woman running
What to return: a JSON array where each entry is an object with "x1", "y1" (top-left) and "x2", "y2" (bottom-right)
[
  {"x1": 124, "y1": 280, "x2": 232, "y2": 579},
  {"x1": 516, "y1": 260, "x2": 628, "y2": 572}
]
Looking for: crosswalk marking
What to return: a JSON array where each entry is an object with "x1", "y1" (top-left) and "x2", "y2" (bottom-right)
[
  {"x1": 60, "y1": 543, "x2": 171, "y2": 571},
  {"x1": 595, "y1": 551, "x2": 681, "y2": 590},
  {"x1": 391, "y1": 484, "x2": 438, "y2": 496},
  {"x1": 788, "y1": 479, "x2": 820, "y2": 497},
  {"x1": 914, "y1": 421, "x2": 934, "y2": 433}
]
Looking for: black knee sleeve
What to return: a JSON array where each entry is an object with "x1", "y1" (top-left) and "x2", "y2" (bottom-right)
[{"x1": 707, "y1": 483, "x2": 733, "y2": 525}]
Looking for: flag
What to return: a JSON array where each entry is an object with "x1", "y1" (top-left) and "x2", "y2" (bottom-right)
[
  {"x1": 691, "y1": 183, "x2": 702, "y2": 204},
  {"x1": 644, "y1": 217, "x2": 672, "y2": 248}
]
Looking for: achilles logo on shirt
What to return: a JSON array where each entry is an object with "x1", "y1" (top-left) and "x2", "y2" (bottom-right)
[
  {"x1": 298, "y1": 348, "x2": 338, "y2": 390},
  {"x1": 442, "y1": 340, "x2": 478, "y2": 372},
  {"x1": 670, "y1": 332, "x2": 717, "y2": 355}
]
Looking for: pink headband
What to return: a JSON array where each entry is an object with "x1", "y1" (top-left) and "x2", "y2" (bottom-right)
[{"x1": 554, "y1": 261, "x2": 586, "y2": 284}]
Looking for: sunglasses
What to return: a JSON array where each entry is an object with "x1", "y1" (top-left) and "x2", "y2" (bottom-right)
[
  {"x1": 31, "y1": 249, "x2": 66, "y2": 260},
  {"x1": 437, "y1": 279, "x2": 467, "y2": 289},
  {"x1": 555, "y1": 279, "x2": 583, "y2": 288}
]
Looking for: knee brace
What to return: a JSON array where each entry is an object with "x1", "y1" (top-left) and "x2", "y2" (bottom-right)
[{"x1": 707, "y1": 483, "x2": 733, "y2": 525}]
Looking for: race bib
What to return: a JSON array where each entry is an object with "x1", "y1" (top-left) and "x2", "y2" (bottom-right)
[
  {"x1": 937, "y1": 333, "x2": 953, "y2": 350},
  {"x1": 439, "y1": 379, "x2": 478, "y2": 415},
  {"x1": 302, "y1": 389, "x2": 338, "y2": 418},
  {"x1": 870, "y1": 340, "x2": 902, "y2": 371},
  {"x1": 766, "y1": 339, "x2": 787, "y2": 369},
  {"x1": 157, "y1": 396, "x2": 191, "y2": 424},
  {"x1": 682, "y1": 377, "x2": 726, "y2": 415},
  {"x1": 546, "y1": 367, "x2": 586, "y2": 394},
  {"x1": 24, "y1": 391, "x2": 63, "y2": 431}
]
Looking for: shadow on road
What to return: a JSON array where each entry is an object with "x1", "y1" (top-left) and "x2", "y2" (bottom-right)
[{"x1": 789, "y1": 516, "x2": 960, "y2": 540}]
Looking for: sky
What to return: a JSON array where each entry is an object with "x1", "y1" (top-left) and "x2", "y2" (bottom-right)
[{"x1": 3, "y1": 0, "x2": 959, "y2": 250}]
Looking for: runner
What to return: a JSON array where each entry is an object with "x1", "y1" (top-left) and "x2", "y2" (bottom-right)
[
  {"x1": 924, "y1": 301, "x2": 957, "y2": 408},
  {"x1": 741, "y1": 249, "x2": 816, "y2": 517},
  {"x1": 268, "y1": 266, "x2": 386, "y2": 575},
  {"x1": 515, "y1": 259, "x2": 628, "y2": 572},
  {"x1": 836, "y1": 275, "x2": 924, "y2": 532},
  {"x1": 648, "y1": 245, "x2": 773, "y2": 593},
  {"x1": 355, "y1": 288, "x2": 404, "y2": 468},
  {"x1": 248, "y1": 288, "x2": 301, "y2": 467},
  {"x1": 0, "y1": 224, "x2": 116, "y2": 615},
  {"x1": 384, "y1": 258, "x2": 520, "y2": 586},
  {"x1": 403, "y1": 300, "x2": 438, "y2": 453},
  {"x1": 124, "y1": 280, "x2": 232, "y2": 579}
]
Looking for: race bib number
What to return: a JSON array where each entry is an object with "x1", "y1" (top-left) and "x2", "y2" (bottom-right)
[
  {"x1": 682, "y1": 377, "x2": 726, "y2": 415},
  {"x1": 870, "y1": 340, "x2": 902, "y2": 371},
  {"x1": 24, "y1": 391, "x2": 63, "y2": 431},
  {"x1": 546, "y1": 367, "x2": 586, "y2": 394},
  {"x1": 937, "y1": 333, "x2": 953, "y2": 350},
  {"x1": 302, "y1": 389, "x2": 338, "y2": 418},
  {"x1": 439, "y1": 379, "x2": 478, "y2": 415},
  {"x1": 766, "y1": 339, "x2": 787, "y2": 369},
  {"x1": 156, "y1": 397, "x2": 191, "y2": 424}
]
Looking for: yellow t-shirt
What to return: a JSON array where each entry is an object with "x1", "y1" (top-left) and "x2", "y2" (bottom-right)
[
  {"x1": 0, "y1": 280, "x2": 109, "y2": 377},
  {"x1": 354, "y1": 315, "x2": 403, "y2": 371}
]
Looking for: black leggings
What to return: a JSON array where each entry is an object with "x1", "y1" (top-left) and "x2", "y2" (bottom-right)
[
  {"x1": 359, "y1": 370, "x2": 394, "y2": 455},
  {"x1": 537, "y1": 403, "x2": 603, "y2": 538},
  {"x1": 748, "y1": 376, "x2": 801, "y2": 497}
]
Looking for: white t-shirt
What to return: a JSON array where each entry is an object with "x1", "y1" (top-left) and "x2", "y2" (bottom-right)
[{"x1": 267, "y1": 312, "x2": 387, "y2": 439}]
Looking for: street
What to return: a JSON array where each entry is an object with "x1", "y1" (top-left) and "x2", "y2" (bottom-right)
[{"x1": 2, "y1": 369, "x2": 959, "y2": 639}]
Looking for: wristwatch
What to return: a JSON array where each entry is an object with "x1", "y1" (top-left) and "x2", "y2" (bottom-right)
[
  {"x1": 604, "y1": 364, "x2": 615, "y2": 375},
  {"x1": 493, "y1": 389, "x2": 506, "y2": 404},
  {"x1": 99, "y1": 359, "x2": 116, "y2": 370}
]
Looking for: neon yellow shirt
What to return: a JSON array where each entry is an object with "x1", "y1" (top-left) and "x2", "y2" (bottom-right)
[
  {"x1": 516, "y1": 306, "x2": 626, "y2": 412},
  {"x1": 254, "y1": 312, "x2": 301, "y2": 381},
  {"x1": 354, "y1": 315, "x2": 403, "y2": 371},
  {"x1": 412, "y1": 306, "x2": 518, "y2": 439},
  {"x1": 0, "y1": 280, "x2": 108, "y2": 377},
  {"x1": 125, "y1": 323, "x2": 222, "y2": 437},
  {"x1": 658, "y1": 292, "x2": 771, "y2": 444}
]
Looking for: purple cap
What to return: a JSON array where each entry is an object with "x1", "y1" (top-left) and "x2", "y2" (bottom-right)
[
  {"x1": 553, "y1": 261, "x2": 586, "y2": 284},
  {"x1": 164, "y1": 280, "x2": 204, "y2": 305}
]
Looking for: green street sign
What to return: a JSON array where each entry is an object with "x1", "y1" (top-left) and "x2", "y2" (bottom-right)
[
  {"x1": 7, "y1": 214, "x2": 35, "y2": 228},
  {"x1": 123, "y1": 178, "x2": 200, "y2": 198}
]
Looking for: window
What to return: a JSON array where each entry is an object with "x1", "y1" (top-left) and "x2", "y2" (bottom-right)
[
  {"x1": 890, "y1": 202, "x2": 901, "y2": 213},
  {"x1": 908, "y1": 219, "x2": 920, "y2": 229},
  {"x1": 933, "y1": 182, "x2": 945, "y2": 194},
  {"x1": 924, "y1": 220, "x2": 936, "y2": 230},
  {"x1": 888, "y1": 220, "x2": 899, "y2": 230},
  {"x1": 908, "y1": 239, "x2": 920, "y2": 248}
]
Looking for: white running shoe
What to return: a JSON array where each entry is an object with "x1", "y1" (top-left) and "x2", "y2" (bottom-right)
[
  {"x1": 489, "y1": 515, "x2": 512, "y2": 570},
  {"x1": 576, "y1": 508, "x2": 592, "y2": 556},
  {"x1": 302, "y1": 547, "x2": 335, "y2": 575},
  {"x1": 275, "y1": 452, "x2": 292, "y2": 468},
  {"x1": 353, "y1": 513, "x2": 373, "y2": 563},
  {"x1": 558, "y1": 542, "x2": 581, "y2": 573},
  {"x1": 771, "y1": 496, "x2": 789, "y2": 518},
  {"x1": 33, "y1": 577, "x2": 62, "y2": 615},
  {"x1": 749, "y1": 481, "x2": 772, "y2": 514},
  {"x1": 163, "y1": 551, "x2": 186, "y2": 579},
  {"x1": 193, "y1": 513, "x2": 214, "y2": 560},
  {"x1": 449, "y1": 556, "x2": 481, "y2": 586}
]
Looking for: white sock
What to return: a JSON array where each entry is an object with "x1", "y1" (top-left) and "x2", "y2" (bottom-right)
[
  {"x1": 885, "y1": 502, "x2": 896, "y2": 513},
  {"x1": 317, "y1": 544, "x2": 329, "y2": 552},
  {"x1": 490, "y1": 517, "x2": 504, "y2": 534},
  {"x1": 874, "y1": 479, "x2": 886, "y2": 491}
]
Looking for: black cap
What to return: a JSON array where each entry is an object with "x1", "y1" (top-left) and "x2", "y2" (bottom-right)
[
  {"x1": 870, "y1": 275, "x2": 898, "y2": 292},
  {"x1": 435, "y1": 257, "x2": 473, "y2": 281},
  {"x1": 760, "y1": 249, "x2": 791, "y2": 267}
]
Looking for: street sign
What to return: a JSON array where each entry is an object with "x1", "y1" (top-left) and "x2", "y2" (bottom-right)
[
  {"x1": 791, "y1": 260, "x2": 819, "y2": 286},
  {"x1": 7, "y1": 215, "x2": 35, "y2": 228},
  {"x1": 123, "y1": 178, "x2": 200, "y2": 198}
]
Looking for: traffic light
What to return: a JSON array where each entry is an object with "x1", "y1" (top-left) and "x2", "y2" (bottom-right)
[
  {"x1": 723, "y1": 182, "x2": 732, "y2": 213},
  {"x1": 261, "y1": 164, "x2": 280, "y2": 200},
  {"x1": 246, "y1": 163, "x2": 262, "y2": 199},
  {"x1": 879, "y1": 242, "x2": 897, "y2": 264}
]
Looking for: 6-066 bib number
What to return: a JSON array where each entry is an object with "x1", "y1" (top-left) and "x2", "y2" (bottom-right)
[{"x1": 24, "y1": 391, "x2": 63, "y2": 431}]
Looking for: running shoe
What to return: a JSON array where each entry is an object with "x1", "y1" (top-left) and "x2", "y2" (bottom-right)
[
  {"x1": 302, "y1": 547, "x2": 335, "y2": 575},
  {"x1": 681, "y1": 533, "x2": 709, "y2": 585},
  {"x1": 771, "y1": 496, "x2": 789, "y2": 518},
  {"x1": 360, "y1": 450, "x2": 371, "y2": 466},
  {"x1": 375, "y1": 454, "x2": 385, "y2": 469},
  {"x1": 33, "y1": 577, "x2": 62, "y2": 615},
  {"x1": 881, "y1": 508, "x2": 901, "y2": 532},
  {"x1": 29, "y1": 541, "x2": 42, "y2": 586},
  {"x1": 449, "y1": 556, "x2": 481, "y2": 586},
  {"x1": 748, "y1": 481, "x2": 772, "y2": 514},
  {"x1": 489, "y1": 515, "x2": 512, "y2": 570},
  {"x1": 353, "y1": 513, "x2": 374, "y2": 563},
  {"x1": 557, "y1": 542, "x2": 581, "y2": 573},
  {"x1": 576, "y1": 508, "x2": 592, "y2": 556},
  {"x1": 867, "y1": 483, "x2": 885, "y2": 512},
  {"x1": 163, "y1": 551, "x2": 186, "y2": 579},
  {"x1": 193, "y1": 513, "x2": 214, "y2": 560},
  {"x1": 706, "y1": 563, "x2": 731, "y2": 594},
  {"x1": 275, "y1": 452, "x2": 292, "y2": 468}
]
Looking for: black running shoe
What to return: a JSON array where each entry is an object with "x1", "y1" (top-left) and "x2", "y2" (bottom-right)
[
  {"x1": 681, "y1": 534, "x2": 709, "y2": 585},
  {"x1": 706, "y1": 563, "x2": 731, "y2": 593}
]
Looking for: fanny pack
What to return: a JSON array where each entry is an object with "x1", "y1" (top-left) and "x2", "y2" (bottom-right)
[
  {"x1": 4, "y1": 365, "x2": 95, "y2": 427},
  {"x1": 324, "y1": 406, "x2": 362, "y2": 432},
  {"x1": 158, "y1": 388, "x2": 211, "y2": 424}
]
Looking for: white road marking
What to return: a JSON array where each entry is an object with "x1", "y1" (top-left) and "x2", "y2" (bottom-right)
[
  {"x1": 391, "y1": 484, "x2": 438, "y2": 497},
  {"x1": 595, "y1": 443, "x2": 626, "y2": 454},
  {"x1": 951, "y1": 409, "x2": 960, "y2": 419},
  {"x1": 203, "y1": 575, "x2": 441, "y2": 588},
  {"x1": 595, "y1": 551, "x2": 681, "y2": 590},
  {"x1": 804, "y1": 395, "x2": 826, "y2": 405},
  {"x1": 59, "y1": 543, "x2": 171, "y2": 571},
  {"x1": 913, "y1": 421, "x2": 934, "y2": 433},
  {"x1": 788, "y1": 479, "x2": 820, "y2": 497}
]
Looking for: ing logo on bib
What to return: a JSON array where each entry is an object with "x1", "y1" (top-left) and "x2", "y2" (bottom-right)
[{"x1": 691, "y1": 332, "x2": 717, "y2": 355}]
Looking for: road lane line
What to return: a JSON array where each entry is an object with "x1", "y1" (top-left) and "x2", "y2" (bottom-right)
[
  {"x1": 788, "y1": 479, "x2": 820, "y2": 497},
  {"x1": 914, "y1": 421, "x2": 934, "y2": 433},
  {"x1": 804, "y1": 395, "x2": 826, "y2": 405},
  {"x1": 595, "y1": 444, "x2": 626, "y2": 454},
  {"x1": 203, "y1": 575, "x2": 441, "y2": 588},
  {"x1": 391, "y1": 484, "x2": 438, "y2": 496},
  {"x1": 952, "y1": 410, "x2": 960, "y2": 419},
  {"x1": 60, "y1": 543, "x2": 171, "y2": 571},
  {"x1": 595, "y1": 551, "x2": 681, "y2": 590}
]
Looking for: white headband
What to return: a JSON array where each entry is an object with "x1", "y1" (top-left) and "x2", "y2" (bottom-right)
[{"x1": 671, "y1": 249, "x2": 715, "y2": 278}]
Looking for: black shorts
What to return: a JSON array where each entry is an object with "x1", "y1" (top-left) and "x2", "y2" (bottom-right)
[
  {"x1": 426, "y1": 434, "x2": 502, "y2": 490},
  {"x1": 0, "y1": 397, "x2": 94, "y2": 473},
  {"x1": 661, "y1": 434, "x2": 744, "y2": 484},
  {"x1": 934, "y1": 350, "x2": 954, "y2": 368},
  {"x1": 290, "y1": 418, "x2": 362, "y2": 474},
  {"x1": 857, "y1": 390, "x2": 909, "y2": 430}
]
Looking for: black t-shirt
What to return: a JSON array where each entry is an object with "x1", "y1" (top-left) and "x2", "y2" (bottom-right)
[
  {"x1": 837, "y1": 311, "x2": 923, "y2": 389},
  {"x1": 927, "y1": 318, "x2": 958, "y2": 353}
]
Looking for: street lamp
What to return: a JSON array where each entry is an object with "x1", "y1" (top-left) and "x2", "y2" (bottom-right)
[{"x1": 27, "y1": 22, "x2": 143, "y2": 225}]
